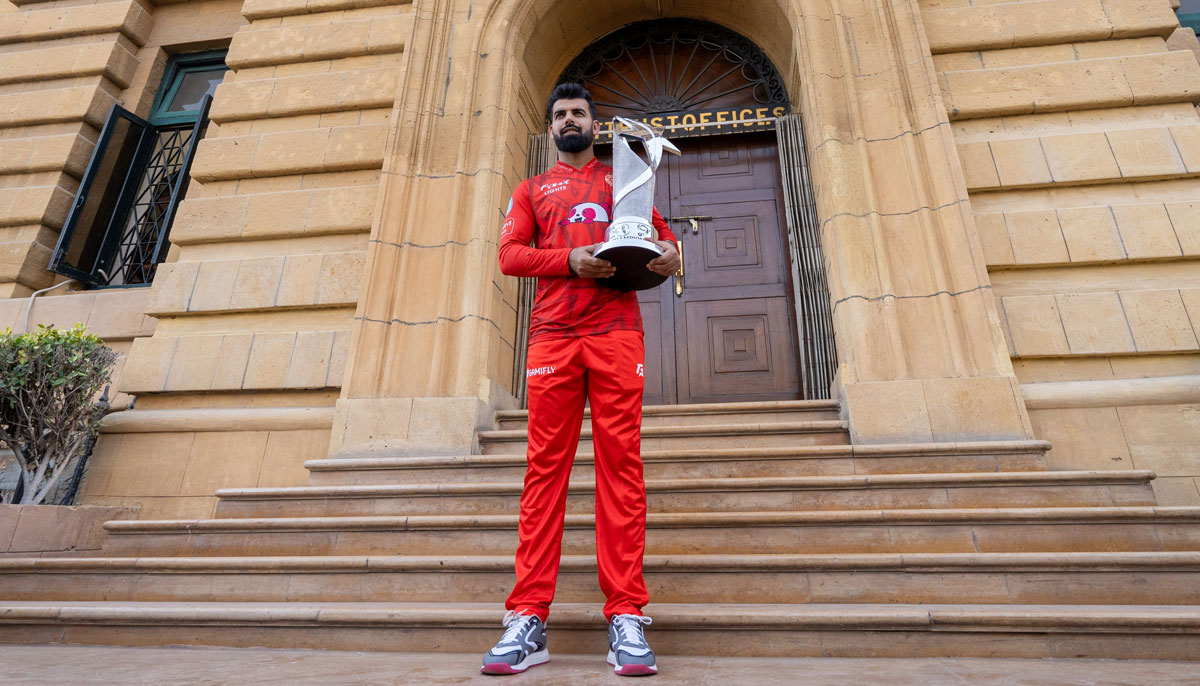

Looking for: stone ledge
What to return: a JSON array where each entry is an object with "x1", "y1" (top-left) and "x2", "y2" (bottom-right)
[
  {"x1": 0, "y1": 1, "x2": 153, "y2": 47},
  {"x1": 924, "y1": 0, "x2": 1179, "y2": 55},
  {"x1": 241, "y1": 0, "x2": 410, "y2": 21},
  {"x1": 1022, "y1": 374, "x2": 1200, "y2": 409},
  {"x1": 99, "y1": 407, "x2": 336, "y2": 434}
]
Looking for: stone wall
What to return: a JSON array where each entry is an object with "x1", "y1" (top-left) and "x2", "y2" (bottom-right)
[{"x1": 925, "y1": 0, "x2": 1200, "y2": 504}]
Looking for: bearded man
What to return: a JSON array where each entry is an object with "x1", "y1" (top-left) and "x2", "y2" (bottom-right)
[{"x1": 482, "y1": 82, "x2": 681, "y2": 677}]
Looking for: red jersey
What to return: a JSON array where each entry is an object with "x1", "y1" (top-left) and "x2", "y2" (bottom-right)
[{"x1": 498, "y1": 157, "x2": 676, "y2": 343}]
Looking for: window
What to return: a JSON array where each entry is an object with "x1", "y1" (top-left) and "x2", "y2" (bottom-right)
[
  {"x1": 1180, "y1": 0, "x2": 1200, "y2": 35},
  {"x1": 50, "y1": 51, "x2": 227, "y2": 287}
]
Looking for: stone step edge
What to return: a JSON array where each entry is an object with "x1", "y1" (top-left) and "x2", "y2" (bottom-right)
[
  {"x1": 2, "y1": 601, "x2": 1198, "y2": 632},
  {"x1": 305, "y1": 440, "x2": 1053, "y2": 472},
  {"x1": 494, "y1": 399, "x2": 841, "y2": 421},
  {"x1": 478, "y1": 420, "x2": 849, "y2": 442},
  {"x1": 216, "y1": 470, "x2": 1156, "y2": 500},
  {"x1": 102, "y1": 506, "x2": 1200, "y2": 534},
  {"x1": 5, "y1": 552, "x2": 1200, "y2": 574}
]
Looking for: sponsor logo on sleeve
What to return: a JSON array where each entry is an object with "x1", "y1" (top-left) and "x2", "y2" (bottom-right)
[
  {"x1": 502, "y1": 217, "x2": 515, "y2": 236},
  {"x1": 636, "y1": 363, "x2": 644, "y2": 378}
]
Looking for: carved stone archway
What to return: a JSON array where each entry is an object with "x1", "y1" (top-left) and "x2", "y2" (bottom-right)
[{"x1": 328, "y1": 0, "x2": 1034, "y2": 458}]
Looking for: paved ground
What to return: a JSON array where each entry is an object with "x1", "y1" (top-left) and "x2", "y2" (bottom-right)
[{"x1": 2, "y1": 645, "x2": 1200, "y2": 685}]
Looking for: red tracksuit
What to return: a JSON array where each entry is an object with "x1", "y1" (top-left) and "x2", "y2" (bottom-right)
[{"x1": 498, "y1": 157, "x2": 676, "y2": 621}]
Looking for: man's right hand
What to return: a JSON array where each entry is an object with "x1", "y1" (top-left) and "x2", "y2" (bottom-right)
[{"x1": 568, "y1": 244, "x2": 616, "y2": 279}]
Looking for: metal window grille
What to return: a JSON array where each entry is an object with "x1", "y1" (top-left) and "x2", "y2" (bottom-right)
[{"x1": 49, "y1": 96, "x2": 211, "y2": 287}]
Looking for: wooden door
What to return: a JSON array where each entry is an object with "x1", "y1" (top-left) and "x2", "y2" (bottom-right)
[{"x1": 639, "y1": 132, "x2": 803, "y2": 405}]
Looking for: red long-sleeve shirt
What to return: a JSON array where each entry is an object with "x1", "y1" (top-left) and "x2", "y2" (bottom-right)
[{"x1": 499, "y1": 158, "x2": 676, "y2": 343}]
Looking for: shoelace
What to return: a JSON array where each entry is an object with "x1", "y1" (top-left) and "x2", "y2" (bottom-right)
[
  {"x1": 612, "y1": 614, "x2": 652, "y2": 647},
  {"x1": 499, "y1": 610, "x2": 536, "y2": 643}
]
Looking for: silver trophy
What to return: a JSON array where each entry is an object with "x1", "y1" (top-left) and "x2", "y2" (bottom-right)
[{"x1": 595, "y1": 117, "x2": 680, "y2": 291}]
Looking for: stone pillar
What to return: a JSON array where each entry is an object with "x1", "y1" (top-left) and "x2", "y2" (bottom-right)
[
  {"x1": 329, "y1": 0, "x2": 520, "y2": 458},
  {"x1": 792, "y1": 0, "x2": 1034, "y2": 443}
]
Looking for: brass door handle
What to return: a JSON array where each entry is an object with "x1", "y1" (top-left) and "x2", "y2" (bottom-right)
[
  {"x1": 675, "y1": 239, "x2": 683, "y2": 297},
  {"x1": 670, "y1": 215, "x2": 712, "y2": 234}
]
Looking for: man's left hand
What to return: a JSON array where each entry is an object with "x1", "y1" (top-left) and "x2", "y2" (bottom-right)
[{"x1": 647, "y1": 240, "x2": 680, "y2": 276}]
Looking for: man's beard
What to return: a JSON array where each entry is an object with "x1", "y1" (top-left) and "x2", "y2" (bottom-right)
[{"x1": 554, "y1": 126, "x2": 593, "y2": 153}]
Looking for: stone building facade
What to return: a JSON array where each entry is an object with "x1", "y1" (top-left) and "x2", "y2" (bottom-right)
[{"x1": 0, "y1": 0, "x2": 1197, "y2": 519}]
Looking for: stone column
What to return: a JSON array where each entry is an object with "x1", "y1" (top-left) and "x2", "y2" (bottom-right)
[
  {"x1": 329, "y1": 0, "x2": 520, "y2": 457},
  {"x1": 794, "y1": 0, "x2": 1034, "y2": 442}
]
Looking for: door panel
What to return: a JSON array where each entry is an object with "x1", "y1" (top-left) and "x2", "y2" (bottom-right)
[{"x1": 635, "y1": 131, "x2": 803, "y2": 405}]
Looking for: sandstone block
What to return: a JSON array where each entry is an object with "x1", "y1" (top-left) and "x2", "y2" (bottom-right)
[
  {"x1": 324, "y1": 124, "x2": 387, "y2": 170},
  {"x1": 1168, "y1": 126, "x2": 1200, "y2": 171},
  {"x1": 243, "y1": 332, "x2": 296, "y2": 389},
  {"x1": 974, "y1": 212, "x2": 1016, "y2": 265},
  {"x1": 326, "y1": 329, "x2": 351, "y2": 387},
  {"x1": 180, "y1": 432, "x2": 270, "y2": 497},
  {"x1": 164, "y1": 335, "x2": 223, "y2": 391},
  {"x1": 989, "y1": 138, "x2": 1053, "y2": 188},
  {"x1": 1002, "y1": 295, "x2": 1070, "y2": 356},
  {"x1": 145, "y1": 262, "x2": 199, "y2": 315},
  {"x1": 1164, "y1": 201, "x2": 1200, "y2": 255},
  {"x1": 1040, "y1": 132, "x2": 1121, "y2": 184},
  {"x1": 191, "y1": 136, "x2": 258, "y2": 183},
  {"x1": 317, "y1": 251, "x2": 365, "y2": 304},
  {"x1": 305, "y1": 184, "x2": 377, "y2": 232},
  {"x1": 170, "y1": 195, "x2": 250, "y2": 245},
  {"x1": 244, "y1": 190, "x2": 311, "y2": 238},
  {"x1": 1004, "y1": 209, "x2": 1068, "y2": 264},
  {"x1": 276, "y1": 254, "x2": 323, "y2": 307},
  {"x1": 1112, "y1": 203, "x2": 1183, "y2": 259},
  {"x1": 211, "y1": 334, "x2": 254, "y2": 389},
  {"x1": 285, "y1": 330, "x2": 336, "y2": 387},
  {"x1": 1104, "y1": 0, "x2": 1185, "y2": 39},
  {"x1": 1119, "y1": 289, "x2": 1200, "y2": 352},
  {"x1": 230, "y1": 256, "x2": 285, "y2": 310},
  {"x1": 1055, "y1": 292, "x2": 1136, "y2": 354},
  {"x1": 251, "y1": 129, "x2": 329, "y2": 177},
  {"x1": 188, "y1": 260, "x2": 241, "y2": 312},
  {"x1": 119, "y1": 336, "x2": 176, "y2": 394},
  {"x1": 1058, "y1": 206, "x2": 1127, "y2": 262},
  {"x1": 1108, "y1": 127, "x2": 1186, "y2": 177}
]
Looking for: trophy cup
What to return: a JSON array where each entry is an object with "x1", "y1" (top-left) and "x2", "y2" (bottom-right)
[{"x1": 595, "y1": 117, "x2": 680, "y2": 291}]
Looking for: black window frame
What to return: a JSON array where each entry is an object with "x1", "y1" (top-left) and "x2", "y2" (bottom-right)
[{"x1": 49, "y1": 51, "x2": 226, "y2": 288}]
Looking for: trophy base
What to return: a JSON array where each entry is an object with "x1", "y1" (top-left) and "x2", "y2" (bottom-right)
[{"x1": 594, "y1": 238, "x2": 670, "y2": 291}]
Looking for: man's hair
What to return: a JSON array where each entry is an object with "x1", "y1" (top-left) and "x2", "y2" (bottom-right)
[{"x1": 545, "y1": 82, "x2": 597, "y2": 125}]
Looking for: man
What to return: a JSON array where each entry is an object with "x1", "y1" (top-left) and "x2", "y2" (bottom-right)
[{"x1": 483, "y1": 83, "x2": 681, "y2": 677}]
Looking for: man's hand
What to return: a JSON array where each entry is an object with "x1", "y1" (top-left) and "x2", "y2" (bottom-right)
[
  {"x1": 647, "y1": 240, "x2": 681, "y2": 276},
  {"x1": 569, "y1": 243, "x2": 617, "y2": 279}
]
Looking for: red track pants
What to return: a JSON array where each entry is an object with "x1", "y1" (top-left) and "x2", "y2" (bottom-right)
[{"x1": 506, "y1": 329, "x2": 649, "y2": 622}]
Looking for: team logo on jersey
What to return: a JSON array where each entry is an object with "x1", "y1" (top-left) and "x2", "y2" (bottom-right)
[
  {"x1": 559, "y1": 202, "x2": 611, "y2": 226},
  {"x1": 540, "y1": 180, "x2": 569, "y2": 196},
  {"x1": 605, "y1": 173, "x2": 614, "y2": 188},
  {"x1": 636, "y1": 363, "x2": 644, "y2": 378}
]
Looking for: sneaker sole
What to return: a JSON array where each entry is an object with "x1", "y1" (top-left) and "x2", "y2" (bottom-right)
[
  {"x1": 481, "y1": 649, "x2": 549, "y2": 675},
  {"x1": 607, "y1": 650, "x2": 658, "y2": 676}
]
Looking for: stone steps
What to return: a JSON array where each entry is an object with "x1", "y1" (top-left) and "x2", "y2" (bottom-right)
[
  {"x1": 492, "y1": 399, "x2": 841, "y2": 431},
  {"x1": 213, "y1": 470, "x2": 1157, "y2": 518},
  {"x1": 477, "y1": 420, "x2": 851, "y2": 454},
  {"x1": 2, "y1": 552, "x2": 1199, "y2": 605},
  {"x1": 2, "y1": 600, "x2": 1197, "y2": 659},
  {"x1": 98, "y1": 507, "x2": 1200, "y2": 557},
  {"x1": 305, "y1": 440, "x2": 1052, "y2": 485}
]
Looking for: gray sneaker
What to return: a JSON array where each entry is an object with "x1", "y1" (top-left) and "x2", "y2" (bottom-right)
[
  {"x1": 607, "y1": 614, "x2": 657, "y2": 676},
  {"x1": 480, "y1": 611, "x2": 549, "y2": 675}
]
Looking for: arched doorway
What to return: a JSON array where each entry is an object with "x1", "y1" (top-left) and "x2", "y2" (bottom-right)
[{"x1": 517, "y1": 19, "x2": 835, "y2": 406}]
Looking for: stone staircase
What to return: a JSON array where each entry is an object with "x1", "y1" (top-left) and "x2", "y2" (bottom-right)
[{"x1": 2, "y1": 400, "x2": 1200, "y2": 659}]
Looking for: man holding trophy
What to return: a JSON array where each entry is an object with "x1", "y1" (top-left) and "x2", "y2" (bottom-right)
[{"x1": 485, "y1": 83, "x2": 681, "y2": 677}]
